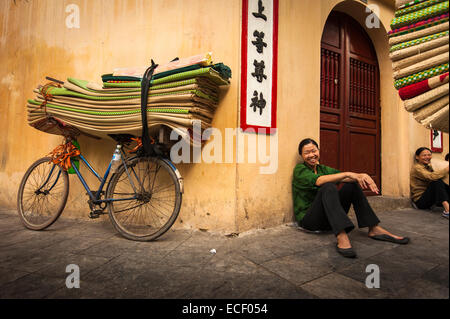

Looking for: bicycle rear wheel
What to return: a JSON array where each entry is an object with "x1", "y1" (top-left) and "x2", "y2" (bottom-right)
[
  {"x1": 106, "y1": 157, "x2": 182, "y2": 241},
  {"x1": 17, "y1": 157, "x2": 69, "y2": 230}
]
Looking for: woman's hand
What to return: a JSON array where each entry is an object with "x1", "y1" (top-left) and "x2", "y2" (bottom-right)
[{"x1": 349, "y1": 173, "x2": 379, "y2": 194}]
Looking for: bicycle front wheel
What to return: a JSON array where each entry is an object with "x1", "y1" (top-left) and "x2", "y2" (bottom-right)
[
  {"x1": 17, "y1": 157, "x2": 69, "y2": 230},
  {"x1": 106, "y1": 157, "x2": 182, "y2": 241}
]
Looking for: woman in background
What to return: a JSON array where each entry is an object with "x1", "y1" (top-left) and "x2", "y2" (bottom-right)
[{"x1": 410, "y1": 147, "x2": 449, "y2": 219}]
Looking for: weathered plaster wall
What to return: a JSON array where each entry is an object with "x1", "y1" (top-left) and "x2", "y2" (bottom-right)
[{"x1": 0, "y1": 0, "x2": 240, "y2": 232}]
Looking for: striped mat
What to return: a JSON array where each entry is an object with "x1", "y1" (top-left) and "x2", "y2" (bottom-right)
[
  {"x1": 391, "y1": 1, "x2": 449, "y2": 29},
  {"x1": 390, "y1": 0, "x2": 449, "y2": 132},
  {"x1": 27, "y1": 58, "x2": 231, "y2": 143}
]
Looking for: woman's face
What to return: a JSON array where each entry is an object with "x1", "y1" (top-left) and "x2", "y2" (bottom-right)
[
  {"x1": 302, "y1": 143, "x2": 320, "y2": 167},
  {"x1": 416, "y1": 149, "x2": 432, "y2": 165}
]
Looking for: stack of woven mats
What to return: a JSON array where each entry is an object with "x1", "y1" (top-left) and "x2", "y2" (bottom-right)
[
  {"x1": 26, "y1": 53, "x2": 231, "y2": 145},
  {"x1": 389, "y1": 0, "x2": 449, "y2": 133}
]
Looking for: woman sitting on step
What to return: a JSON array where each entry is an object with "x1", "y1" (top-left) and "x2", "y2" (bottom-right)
[
  {"x1": 410, "y1": 147, "x2": 449, "y2": 219},
  {"x1": 292, "y1": 138, "x2": 409, "y2": 259}
]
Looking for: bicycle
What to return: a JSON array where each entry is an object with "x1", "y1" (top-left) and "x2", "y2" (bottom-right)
[{"x1": 16, "y1": 134, "x2": 184, "y2": 241}]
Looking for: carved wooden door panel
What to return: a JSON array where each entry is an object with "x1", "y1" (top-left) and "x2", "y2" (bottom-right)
[{"x1": 320, "y1": 11, "x2": 381, "y2": 195}]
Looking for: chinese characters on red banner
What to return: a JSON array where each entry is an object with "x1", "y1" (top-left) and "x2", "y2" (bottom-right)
[{"x1": 241, "y1": 0, "x2": 278, "y2": 133}]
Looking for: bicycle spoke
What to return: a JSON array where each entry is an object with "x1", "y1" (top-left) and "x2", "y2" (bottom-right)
[
  {"x1": 18, "y1": 158, "x2": 68, "y2": 230},
  {"x1": 107, "y1": 157, "x2": 181, "y2": 240}
]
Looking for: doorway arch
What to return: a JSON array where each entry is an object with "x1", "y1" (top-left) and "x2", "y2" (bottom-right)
[{"x1": 320, "y1": 11, "x2": 381, "y2": 195}]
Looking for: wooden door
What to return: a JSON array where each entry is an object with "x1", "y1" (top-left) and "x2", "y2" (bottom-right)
[{"x1": 320, "y1": 11, "x2": 381, "y2": 195}]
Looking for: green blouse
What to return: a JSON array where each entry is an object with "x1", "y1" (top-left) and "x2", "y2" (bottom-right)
[{"x1": 292, "y1": 163, "x2": 340, "y2": 222}]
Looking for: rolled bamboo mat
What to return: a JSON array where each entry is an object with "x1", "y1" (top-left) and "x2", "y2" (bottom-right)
[
  {"x1": 389, "y1": 14, "x2": 449, "y2": 38},
  {"x1": 404, "y1": 82, "x2": 449, "y2": 111},
  {"x1": 391, "y1": 2, "x2": 450, "y2": 29},
  {"x1": 395, "y1": 63, "x2": 448, "y2": 89},
  {"x1": 413, "y1": 94, "x2": 449, "y2": 120},
  {"x1": 389, "y1": 21, "x2": 449, "y2": 45},
  {"x1": 389, "y1": 35, "x2": 449, "y2": 61},
  {"x1": 392, "y1": 45, "x2": 448, "y2": 71},
  {"x1": 396, "y1": 0, "x2": 447, "y2": 15},
  {"x1": 399, "y1": 72, "x2": 449, "y2": 99},
  {"x1": 390, "y1": 30, "x2": 449, "y2": 53},
  {"x1": 396, "y1": 0, "x2": 429, "y2": 9},
  {"x1": 421, "y1": 104, "x2": 449, "y2": 131},
  {"x1": 393, "y1": 52, "x2": 449, "y2": 79}
]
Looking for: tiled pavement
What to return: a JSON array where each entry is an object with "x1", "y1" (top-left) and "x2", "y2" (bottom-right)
[{"x1": 0, "y1": 207, "x2": 448, "y2": 299}]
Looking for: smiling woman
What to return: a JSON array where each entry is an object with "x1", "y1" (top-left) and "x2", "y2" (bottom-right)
[
  {"x1": 410, "y1": 147, "x2": 450, "y2": 218},
  {"x1": 292, "y1": 138, "x2": 409, "y2": 258}
]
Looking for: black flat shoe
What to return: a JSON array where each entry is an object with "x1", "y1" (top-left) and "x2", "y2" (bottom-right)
[
  {"x1": 369, "y1": 234, "x2": 409, "y2": 245},
  {"x1": 336, "y1": 244, "x2": 357, "y2": 258}
]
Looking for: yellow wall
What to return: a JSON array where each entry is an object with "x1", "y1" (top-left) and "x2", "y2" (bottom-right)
[
  {"x1": 0, "y1": 0, "x2": 241, "y2": 232},
  {"x1": 0, "y1": 0, "x2": 448, "y2": 233}
]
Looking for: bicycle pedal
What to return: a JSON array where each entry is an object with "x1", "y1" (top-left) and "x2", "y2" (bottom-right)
[{"x1": 89, "y1": 210, "x2": 103, "y2": 219}]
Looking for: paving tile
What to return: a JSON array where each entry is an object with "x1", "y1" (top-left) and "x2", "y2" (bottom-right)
[
  {"x1": 390, "y1": 278, "x2": 449, "y2": 299},
  {"x1": 260, "y1": 253, "x2": 333, "y2": 286},
  {"x1": 0, "y1": 217, "x2": 26, "y2": 235},
  {"x1": 74, "y1": 237, "x2": 140, "y2": 258},
  {"x1": 41, "y1": 236, "x2": 107, "y2": 254},
  {"x1": 158, "y1": 245, "x2": 217, "y2": 267},
  {"x1": 5, "y1": 231, "x2": 79, "y2": 250},
  {"x1": 1, "y1": 249, "x2": 70, "y2": 273},
  {"x1": 170, "y1": 269, "x2": 245, "y2": 299},
  {"x1": 295, "y1": 243, "x2": 372, "y2": 271},
  {"x1": 52, "y1": 220, "x2": 117, "y2": 240},
  {"x1": 46, "y1": 280, "x2": 117, "y2": 299},
  {"x1": 368, "y1": 238, "x2": 448, "y2": 268},
  {"x1": 337, "y1": 252, "x2": 438, "y2": 295},
  {"x1": 203, "y1": 252, "x2": 261, "y2": 274},
  {"x1": 34, "y1": 253, "x2": 112, "y2": 279},
  {"x1": 300, "y1": 272, "x2": 388, "y2": 299},
  {"x1": 0, "y1": 229, "x2": 43, "y2": 248},
  {"x1": 237, "y1": 241, "x2": 280, "y2": 264},
  {"x1": 421, "y1": 264, "x2": 449, "y2": 288},
  {"x1": 0, "y1": 274, "x2": 65, "y2": 298},
  {"x1": 0, "y1": 266, "x2": 30, "y2": 286},
  {"x1": 241, "y1": 268, "x2": 318, "y2": 299}
]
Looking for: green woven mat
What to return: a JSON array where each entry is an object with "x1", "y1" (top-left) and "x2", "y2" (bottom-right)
[
  {"x1": 391, "y1": 1, "x2": 449, "y2": 29},
  {"x1": 390, "y1": 30, "x2": 449, "y2": 52},
  {"x1": 388, "y1": 17, "x2": 449, "y2": 38},
  {"x1": 87, "y1": 78, "x2": 200, "y2": 91},
  {"x1": 68, "y1": 78, "x2": 141, "y2": 94},
  {"x1": 398, "y1": 0, "x2": 429, "y2": 10},
  {"x1": 40, "y1": 85, "x2": 218, "y2": 103},
  {"x1": 394, "y1": 63, "x2": 449, "y2": 89},
  {"x1": 396, "y1": 0, "x2": 447, "y2": 17},
  {"x1": 104, "y1": 67, "x2": 230, "y2": 88},
  {"x1": 103, "y1": 63, "x2": 231, "y2": 82},
  {"x1": 28, "y1": 99, "x2": 191, "y2": 116}
]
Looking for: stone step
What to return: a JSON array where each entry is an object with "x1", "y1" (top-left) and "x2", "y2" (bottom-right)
[{"x1": 366, "y1": 195, "x2": 412, "y2": 212}]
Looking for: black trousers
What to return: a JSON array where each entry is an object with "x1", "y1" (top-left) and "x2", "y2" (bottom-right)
[
  {"x1": 415, "y1": 180, "x2": 450, "y2": 210},
  {"x1": 299, "y1": 182, "x2": 380, "y2": 236}
]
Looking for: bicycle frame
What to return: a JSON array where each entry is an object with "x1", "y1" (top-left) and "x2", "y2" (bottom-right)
[
  {"x1": 42, "y1": 142, "x2": 183, "y2": 207},
  {"x1": 69, "y1": 146, "x2": 138, "y2": 205}
]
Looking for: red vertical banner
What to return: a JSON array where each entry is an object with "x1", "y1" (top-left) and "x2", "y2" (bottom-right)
[
  {"x1": 240, "y1": 0, "x2": 278, "y2": 133},
  {"x1": 431, "y1": 129, "x2": 443, "y2": 153}
]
